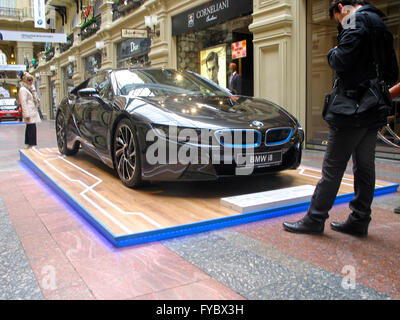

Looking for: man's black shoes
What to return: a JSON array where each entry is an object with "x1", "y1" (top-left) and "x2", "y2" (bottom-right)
[
  {"x1": 283, "y1": 217, "x2": 324, "y2": 235},
  {"x1": 283, "y1": 214, "x2": 371, "y2": 237},
  {"x1": 330, "y1": 215, "x2": 370, "y2": 237}
]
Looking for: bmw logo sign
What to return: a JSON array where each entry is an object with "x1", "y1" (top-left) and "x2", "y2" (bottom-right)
[
  {"x1": 252, "y1": 121, "x2": 264, "y2": 127},
  {"x1": 37, "y1": 19, "x2": 43, "y2": 25}
]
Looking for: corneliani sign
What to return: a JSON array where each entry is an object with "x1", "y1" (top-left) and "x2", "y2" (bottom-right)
[{"x1": 172, "y1": 0, "x2": 252, "y2": 36}]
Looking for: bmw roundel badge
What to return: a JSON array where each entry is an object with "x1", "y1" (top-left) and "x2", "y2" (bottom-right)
[{"x1": 252, "y1": 121, "x2": 264, "y2": 127}]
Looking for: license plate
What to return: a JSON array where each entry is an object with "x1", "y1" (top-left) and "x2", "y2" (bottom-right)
[
  {"x1": 236, "y1": 150, "x2": 282, "y2": 168},
  {"x1": 5, "y1": 114, "x2": 13, "y2": 117}
]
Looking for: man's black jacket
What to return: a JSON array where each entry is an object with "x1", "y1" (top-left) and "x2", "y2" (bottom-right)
[{"x1": 327, "y1": 4, "x2": 399, "y2": 90}]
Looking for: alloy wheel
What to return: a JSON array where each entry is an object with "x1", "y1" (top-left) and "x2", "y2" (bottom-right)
[
  {"x1": 56, "y1": 111, "x2": 66, "y2": 152},
  {"x1": 115, "y1": 123, "x2": 137, "y2": 182}
]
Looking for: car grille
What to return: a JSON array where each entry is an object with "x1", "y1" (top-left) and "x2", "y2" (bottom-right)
[
  {"x1": 214, "y1": 129, "x2": 261, "y2": 148},
  {"x1": 265, "y1": 127, "x2": 293, "y2": 146}
]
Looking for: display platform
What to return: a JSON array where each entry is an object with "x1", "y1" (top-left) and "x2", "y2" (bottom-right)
[{"x1": 20, "y1": 148, "x2": 399, "y2": 247}]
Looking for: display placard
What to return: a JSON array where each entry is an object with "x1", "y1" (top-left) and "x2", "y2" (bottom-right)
[
  {"x1": 232, "y1": 40, "x2": 247, "y2": 60},
  {"x1": 221, "y1": 185, "x2": 316, "y2": 213}
]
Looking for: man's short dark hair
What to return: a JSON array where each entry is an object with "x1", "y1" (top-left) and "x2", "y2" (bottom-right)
[
  {"x1": 206, "y1": 51, "x2": 218, "y2": 66},
  {"x1": 329, "y1": 0, "x2": 368, "y2": 19}
]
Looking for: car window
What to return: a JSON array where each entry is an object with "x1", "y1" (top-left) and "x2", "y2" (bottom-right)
[{"x1": 114, "y1": 69, "x2": 230, "y2": 97}]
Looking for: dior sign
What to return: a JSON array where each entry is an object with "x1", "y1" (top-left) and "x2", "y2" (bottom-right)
[{"x1": 172, "y1": 0, "x2": 252, "y2": 36}]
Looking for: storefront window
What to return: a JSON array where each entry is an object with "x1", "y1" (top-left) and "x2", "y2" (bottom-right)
[
  {"x1": 116, "y1": 38, "x2": 151, "y2": 68},
  {"x1": 176, "y1": 15, "x2": 254, "y2": 96},
  {"x1": 306, "y1": 0, "x2": 400, "y2": 157}
]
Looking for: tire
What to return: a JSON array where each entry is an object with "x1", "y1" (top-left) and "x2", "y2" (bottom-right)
[
  {"x1": 113, "y1": 118, "x2": 142, "y2": 188},
  {"x1": 56, "y1": 110, "x2": 79, "y2": 155}
]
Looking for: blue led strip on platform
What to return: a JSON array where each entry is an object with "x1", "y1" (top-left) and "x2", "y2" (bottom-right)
[
  {"x1": 19, "y1": 150, "x2": 119, "y2": 247},
  {"x1": 0, "y1": 121, "x2": 24, "y2": 125},
  {"x1": 20, "y1": 150, "x2": 399, "y2": 248}
]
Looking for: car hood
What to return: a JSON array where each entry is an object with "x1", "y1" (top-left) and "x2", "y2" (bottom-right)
[{"x1": 128, "y1": 95, "x2": 297, "y2": 130}]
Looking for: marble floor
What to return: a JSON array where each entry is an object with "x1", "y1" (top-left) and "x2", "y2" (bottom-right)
[{"x1": 0, "y1": 120, "x2": 399, "y2": 300}]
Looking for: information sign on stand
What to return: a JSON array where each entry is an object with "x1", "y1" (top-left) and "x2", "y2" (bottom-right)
[{"x1": 221, "y1": 185, "x2": 316, "y2": 213}]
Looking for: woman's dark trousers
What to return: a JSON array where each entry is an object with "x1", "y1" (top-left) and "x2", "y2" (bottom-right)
[{"x1": 25, "y1": 123, "x2": 37, "y2": 146}]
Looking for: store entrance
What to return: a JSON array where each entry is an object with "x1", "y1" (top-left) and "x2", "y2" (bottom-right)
[
  {"x1": 232, "y1": 31, "x2": 254, "y2": 97},
  {"x1": 176, "y1": 15, "x2": 254, "y2": 97}
]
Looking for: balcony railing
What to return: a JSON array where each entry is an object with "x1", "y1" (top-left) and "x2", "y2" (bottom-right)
[
  {"x1": 59, "y1": 33, "x2": 74, "y2": 54},
  {"x1": 45, "y1": 47, "x2": 55, "y2": 62},
  {"x1": 112, "y1": 0, "x2": 146, "y2": 22},
  {"x1": 0, "y1": 7, "x2": 33, "y2": 19},
  {"x1": 80, "y1": 15, "x2": 101, "y2": 41}
]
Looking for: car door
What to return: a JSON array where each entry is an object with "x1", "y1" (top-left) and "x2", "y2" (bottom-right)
[
  {"x1": 73, "y1": 78, "x2": 95, "y2": 148},
  {"x1": 91, "y1": 72, "x2": 114, "y2": 156},
  {"x1": 82, "y1": 72, "x2": 114, "y2": 157}
]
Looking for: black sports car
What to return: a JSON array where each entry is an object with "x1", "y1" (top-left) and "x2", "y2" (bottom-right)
[{"x1": 56, "y1": 68, "x2": 304, "y2": 187}]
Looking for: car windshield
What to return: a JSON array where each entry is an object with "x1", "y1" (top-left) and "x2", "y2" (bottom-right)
[{"x1": 114, "y1": 69, "x2": 231, "y2": 98}]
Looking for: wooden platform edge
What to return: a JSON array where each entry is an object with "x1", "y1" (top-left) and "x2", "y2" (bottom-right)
[
  {"x1": 19, "y1": 150, "x2": 399, "y2": 248},
  {"x1": 19, "y1": 150, "x2": 119, "y2": 247}
]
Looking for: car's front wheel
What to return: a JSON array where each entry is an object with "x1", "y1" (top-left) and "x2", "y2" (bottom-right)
[
  {"x1": 56, "y1": 110, "x2": 79, "y2": 155},
  {"x1": 113, "y1": 118, "x2": 142, "y2": 188}
]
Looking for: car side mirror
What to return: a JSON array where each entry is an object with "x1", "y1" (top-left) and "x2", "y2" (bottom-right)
[{"x1": 78, "y1": 88, "x2": 99, "y2": 97}]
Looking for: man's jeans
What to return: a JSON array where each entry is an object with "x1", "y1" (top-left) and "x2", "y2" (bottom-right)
[{"x1": 306, "y1": 126, "x2": 378, "y2": 223}]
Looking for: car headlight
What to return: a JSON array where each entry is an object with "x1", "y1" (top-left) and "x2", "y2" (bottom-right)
[{"x1": 296, "y1": 123, "x2": 304, "y2": 143}]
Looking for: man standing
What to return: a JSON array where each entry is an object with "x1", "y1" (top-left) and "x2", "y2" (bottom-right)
[
  {"x1": 389, "y1": 82, "x2": 400, "y2": 214},
  {"x1": 228, "y1": 62, "x2": 242, "y2": 95},
  {"x1": 283, "y1": 0, "x2": 399, "y2": 236}
]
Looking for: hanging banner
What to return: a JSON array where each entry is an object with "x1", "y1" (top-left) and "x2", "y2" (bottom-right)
[
  {"x1": 0, "y1": 65, "x2": 27, "y2": 71},
  {"x1": 0, "y1": 30, "x2": 66, "y2": 43},
  {"x1": 33, "y1": 0, "x2": 46, "y2": 29}
]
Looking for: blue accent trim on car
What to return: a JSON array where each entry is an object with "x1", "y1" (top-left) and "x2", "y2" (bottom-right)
[
  {"x1": 265, "y1": 127, "x2": 293, "y2": 146},
  {"x1": 214, "y1": 129, "x2": 262, "y2": 148}
]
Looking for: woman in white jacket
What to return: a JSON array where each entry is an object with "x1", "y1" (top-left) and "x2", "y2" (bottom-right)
[{"x1": 18, "y1": 73, "x2": 41, "y2": 148}]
